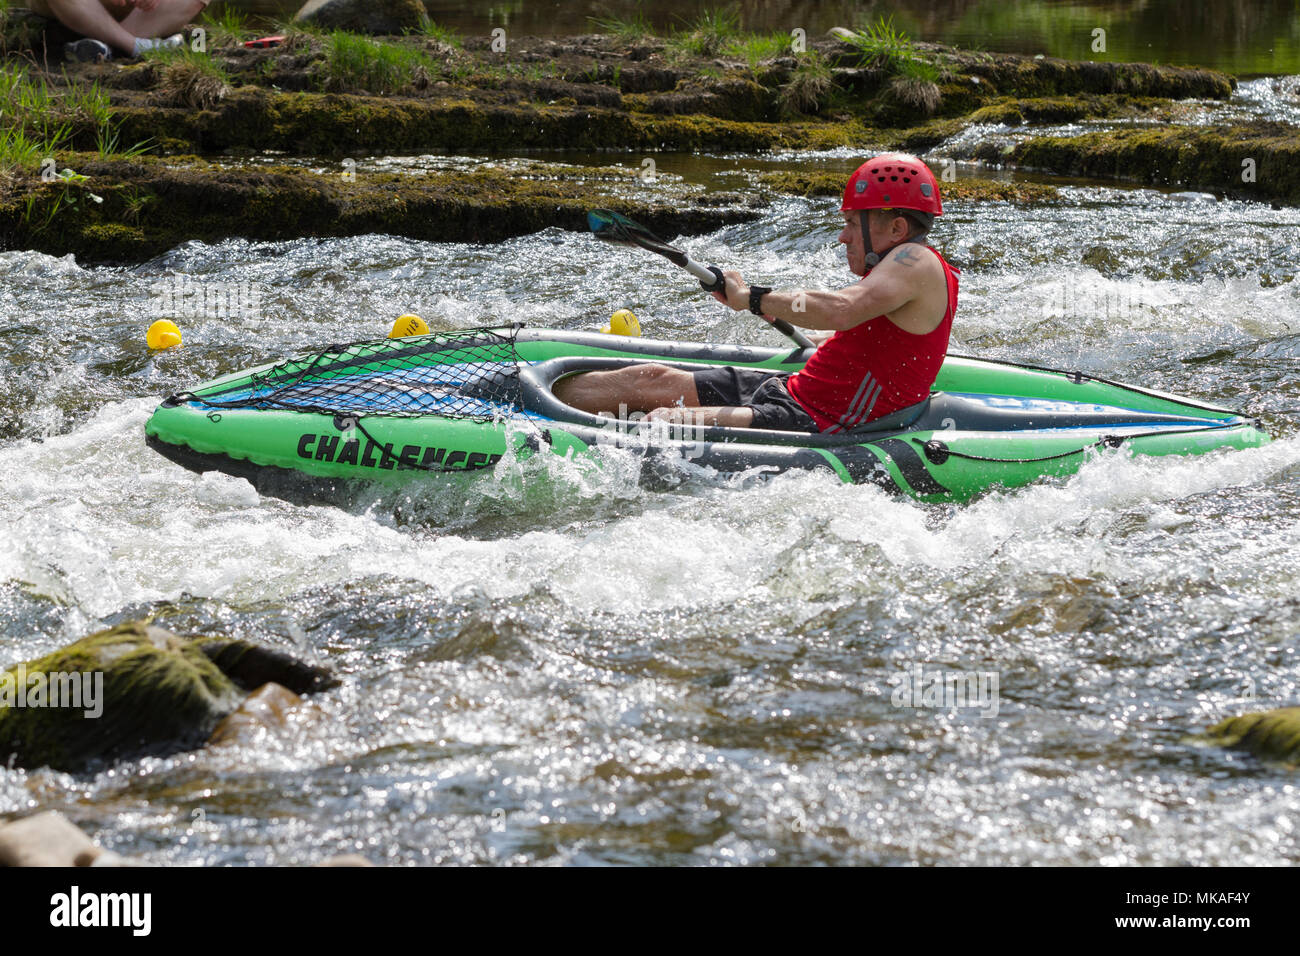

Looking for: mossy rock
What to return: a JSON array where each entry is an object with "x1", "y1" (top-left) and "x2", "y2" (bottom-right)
[
  {"x1": 959, "y1": 54, "x2": 1232, "y2": 101},
  {"x1": 865, "y1": 94, "x2": 924, "y2": 129},
  {"x1": 1, "y1": 152, "x2": 766, "y2": 262},
  {"x1": 934, "y1": 79, "x2": 993, "y2": 117},
  {"x1": 893, "y1": 117, "x2": 969, "y2": 153},
  {"x1": 943, "y1": 180, "x2": 1060, "y2": 203},
  {"x1": 754, "y1": 170, "x2": 841, "y2": 198},
  {"x1": 0, "y1": 622, "x2": 337, "y2": 772},
  {"x1": 96, "y1": 81, "x2": 874, "y2": 157},
  {"x1": 1009, "y1": 123, "x2": 1300, "y2": 205},
  {"x1": 969, "y1": 103, "x2": 1024, "y2": 126},
  {"x1": 645, "y1": 76, "x2": 776, "y2": 123},
  {"x1": 62, "y1": 73, "x2": 1208, "y2": 162},
  {"x1": 78, "y1": 222, "x2": 147, "y2": 246},
  {"x1": 1205, "y1": 707, "x2": 1300, "y2": 765}
]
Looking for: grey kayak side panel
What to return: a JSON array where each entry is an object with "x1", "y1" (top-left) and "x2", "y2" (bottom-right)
[{"x1": 519, "y1": 356, "x2": 1226, "y2": 450}]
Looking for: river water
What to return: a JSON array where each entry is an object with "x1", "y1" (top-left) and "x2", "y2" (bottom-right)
[{"x1": 2, "y1": 138, "x2": 1299, "y2": 862}]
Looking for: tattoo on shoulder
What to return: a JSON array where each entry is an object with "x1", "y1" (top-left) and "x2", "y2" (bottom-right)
[{"x1": 892, "y1": 246, "x2": 920, "y2": 267}]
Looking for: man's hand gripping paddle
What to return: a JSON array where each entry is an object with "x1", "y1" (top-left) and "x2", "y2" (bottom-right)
[{"x1": 586, "y1": 209, "x2": 815, "y2": 351}]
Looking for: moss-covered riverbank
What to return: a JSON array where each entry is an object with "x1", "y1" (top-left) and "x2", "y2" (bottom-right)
[
  {"x1": 1, "y1": 153, "x2": 765, "y2": 262},
  {"x1": 2, "y1": 144, "x2": 1082, "y2": 262},
  {"x1": 3, "y1": 16, "x2": 1293, "y2": 263},
  {"x1": 8, "y1": 26, "x2": 1234, "y2": 154},
  {"x1": 1006, "y1": 123, "x2": 1300, "y2": 204}
]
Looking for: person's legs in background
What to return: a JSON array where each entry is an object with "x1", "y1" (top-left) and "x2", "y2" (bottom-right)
[
  {"x1": 44, "y1": 0, "x2": 137, "y2": 56},
  {"x1": 120, "y1": 0, "x2": 206, "y2": 46},
  {"x1": 43, "y1": 0, "x2": 207, "y2": 58}
]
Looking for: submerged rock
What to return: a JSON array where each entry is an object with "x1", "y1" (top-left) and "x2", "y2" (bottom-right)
[
  {"x1": 208, "y1": 682, "x2": 305, "y2": 747},
  {"x1": 314, "y1": 854, "x2": 376, "y2": 866},
  {"x1": 0, "y1": 810, "x2": 371, "y2": 866},
  {"x1": 0, "y1": 811, "x2": 107, "y2": 867},
  {"x1": 198, "y1": 639, "x2": 338, "y2": 696},
  {"x1": 294, "y1": 0, "x2": 426, "y2": 36},
  {"x1": 1205, "y1": 707, "x2": 1300, "y2": 765},
  {"x1": 0, "y1": 622, "x2": 337, "y2": 772}
]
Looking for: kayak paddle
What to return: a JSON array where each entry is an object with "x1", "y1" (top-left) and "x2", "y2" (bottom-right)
[{"x1": 587, "y1": 209, "x2": 815, "y2": 350}]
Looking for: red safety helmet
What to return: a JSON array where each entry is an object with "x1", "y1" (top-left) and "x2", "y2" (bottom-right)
[{"x1": 841, "y1": 153, "x2": 943, "y2": 216}]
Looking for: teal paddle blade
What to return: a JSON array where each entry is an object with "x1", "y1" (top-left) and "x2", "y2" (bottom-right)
[{"x1": 588, "y1": 208, "x2": 635, "y2": 243}]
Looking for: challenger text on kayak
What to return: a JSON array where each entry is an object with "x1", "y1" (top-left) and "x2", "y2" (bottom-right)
[{"x1": 296, "y1": 434, "x2": 502, "y2": 471}]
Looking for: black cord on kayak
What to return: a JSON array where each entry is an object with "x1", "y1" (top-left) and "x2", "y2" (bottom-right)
[{"x1": 913, "y1": 425, "x2": 1232, "y2": 466}]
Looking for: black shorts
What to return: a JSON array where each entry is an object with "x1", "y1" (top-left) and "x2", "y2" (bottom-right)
[{"x1": 692, "y1": 366, "x2": 820, "y2": 433}]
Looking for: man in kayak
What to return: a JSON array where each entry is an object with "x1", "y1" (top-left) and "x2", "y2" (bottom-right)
[{"x1": 554, "y1": 153, "x2": 959, "y2": 434}]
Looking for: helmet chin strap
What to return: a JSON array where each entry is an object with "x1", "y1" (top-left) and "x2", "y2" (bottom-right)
[
  {"x1": 857, "y1": 210, "x2": 924, "y2": 276},
  {"x1": 859, "y1": 211, "x2": 881, "y2": 275}
]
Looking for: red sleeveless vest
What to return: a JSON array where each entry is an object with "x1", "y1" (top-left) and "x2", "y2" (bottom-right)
[{"x1": 787, "y1": 246, "x2": 959, "y2": 433}]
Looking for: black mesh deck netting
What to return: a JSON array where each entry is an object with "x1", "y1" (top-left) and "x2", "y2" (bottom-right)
[{"x1": 175, "y1": 325, "x2": 525, "y2": 421}]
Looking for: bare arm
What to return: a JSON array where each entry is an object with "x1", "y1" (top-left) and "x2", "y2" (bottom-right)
[{"x1": 714, "y1": 245, "x2": 926, "y2": 332}]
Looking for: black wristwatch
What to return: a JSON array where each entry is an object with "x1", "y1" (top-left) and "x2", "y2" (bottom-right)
[{"x1": 748, "y1": 285, "x2": 772, "y2": 316}]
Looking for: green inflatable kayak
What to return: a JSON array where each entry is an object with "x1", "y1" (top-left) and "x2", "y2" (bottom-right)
[{"x1": 144, "y1": 324, "x2": 1270, "y2": 502}]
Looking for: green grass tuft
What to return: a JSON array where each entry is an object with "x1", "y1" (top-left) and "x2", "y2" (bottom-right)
[
  {"x1": 842, "y1": 15, "x2": 911, "y2": 71},
  {"x1": 778, "y1": 50, "x2": 834, "y2": 114},
  {"x1": 95, "y1": 124, "x2": 153, "y2": 160},
  {"x1": 324, "y1": 31, "x2": 436, "y2": 95},
  {"x1": 726, "y1": 32, "x2": 786, "y2": 72},
  {"x1": 410, "y1": 13, "x2": 461, "y2": 48},
  {"x1": 145, "y1": 46, "x2": 231, "y2": 109},
  {"x1": 671, "y1": 7, "x2": 742, "y2": 58},
  {"x1": 840, "y1": 15, "x2": 943, "y2": 114},
  {"x1": 0, "y1": 64, "x2": 144, "y2": 170},
  {"x1": 0, "y1": 124, "x2": 52, "y2": 170},
  {"x1": 275, "y1": 15, "x2": 328, "y2": 53},
  {"x1": 201, "y1": 2, "x2": 250, "y2": 46},
  {"x1": 588, "y1": 8, "x2": 656, "y2": 43},
  {"x1": 897, "y1": 53, "x2": 942, "y2": 84},
  {"x1": 58, "y1": 71, "x2": 113, "y2": 128}
]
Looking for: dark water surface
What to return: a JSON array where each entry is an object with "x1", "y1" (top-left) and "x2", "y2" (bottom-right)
[
  {"x1": 241, "y1": 0, "x2": 1300, "y2": 75},
  {"x1": 2, "y1": 136, "x2": 1298, "y2": 862}
]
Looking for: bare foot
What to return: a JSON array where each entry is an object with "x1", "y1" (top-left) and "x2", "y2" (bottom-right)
[{"x1": 646, "y1": 406, "x2": 702, "y2": 425}]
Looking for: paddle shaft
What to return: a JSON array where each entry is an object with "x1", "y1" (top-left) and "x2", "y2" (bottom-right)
[
  {"x1": 587, "y1": 209, "x2": 815, "y2": 351},
  {"x1": 677, "y1": 255, "x2": 814, "y2": 350}
]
